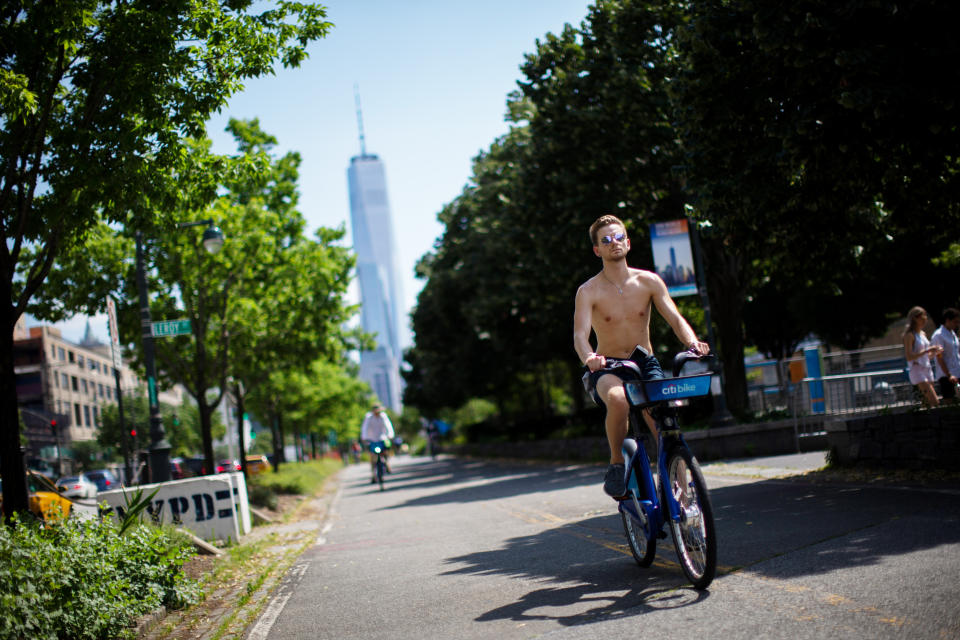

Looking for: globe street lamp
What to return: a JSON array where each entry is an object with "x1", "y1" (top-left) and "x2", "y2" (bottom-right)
[{"x1": 136, "y1": 220, "x2": 224, "y2": 482}]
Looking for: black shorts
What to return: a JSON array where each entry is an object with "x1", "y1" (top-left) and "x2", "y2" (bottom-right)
[
  {"x1": 583, "y1": 346, "x2": 665, "y2": 409},
  {"x1": 940, "y1": 376, "x2": 958, "y2": 399}
]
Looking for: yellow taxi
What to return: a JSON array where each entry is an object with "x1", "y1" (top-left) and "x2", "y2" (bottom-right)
[
  {"x1": 0, "y1": 470, "x2": 74, "y2": 521},
  {"x1": 245, "y1": 454, "x2": 272, "y2": 475}
]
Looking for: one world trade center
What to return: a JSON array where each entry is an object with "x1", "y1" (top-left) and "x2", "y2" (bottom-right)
[{"x1": 347, "y1": 97, "x2": 404, "y2": 411}]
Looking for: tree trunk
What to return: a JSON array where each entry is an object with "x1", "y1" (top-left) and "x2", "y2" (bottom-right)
[
  {"x1": 235, "y1": 384, "x2": 248, "y2": 480},
  {"x1": 1, "y1": 311, "x2": 29, "y2": 522},
  {"x1": 704, "y1": 241, "x2": 749, "y2": 416},
  {"x1": 199, "y1": 395, "x2": 215, "y2": 476}
]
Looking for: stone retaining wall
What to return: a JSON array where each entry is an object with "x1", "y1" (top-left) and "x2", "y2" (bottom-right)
[{"x1": 826, "y1": 408, "x2": 960, "y2": 468}]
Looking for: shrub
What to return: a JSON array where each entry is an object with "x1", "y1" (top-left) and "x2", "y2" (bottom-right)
[
  {"x1": 247, "y1": 483, "x2": 279, "y2": 510},
  {"x1": 0, "y1": 514, "x2": 201, "y2": 640},
  {"x1": 248, "y1": 459, "x2": 340, "y2": 496}
]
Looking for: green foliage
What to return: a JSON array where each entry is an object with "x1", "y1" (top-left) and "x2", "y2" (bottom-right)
[
  {"x1": 1, "y1": 0, "x2": 331, "y2": 517},
  {"x1": 98, "y1": 397, "x2": 221, "y2": 460},
  {"x1": 246, "y1": 484, "x2": 279, "y2": 511},
  {"x1": 0, "y1": 513, "x2": 200, "y2": 640},
  {"x1": 247, "y1": 459, "x2": 341, "y2": 496},
  {"x1": 116, "y1": 486, "x2": 161, "y2": 535},
  {"x1": 406, "y1": 0, "x2": 960, "y2": 433}
]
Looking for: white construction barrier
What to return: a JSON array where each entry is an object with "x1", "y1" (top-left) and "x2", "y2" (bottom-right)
[{"x1": 99, "y1": 472, "x2": 251, "y2": 542}]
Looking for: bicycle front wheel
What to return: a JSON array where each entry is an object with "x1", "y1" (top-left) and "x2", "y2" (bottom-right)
[{"x1": 664, "y1": 445, "x2": 716, "y2": 589}]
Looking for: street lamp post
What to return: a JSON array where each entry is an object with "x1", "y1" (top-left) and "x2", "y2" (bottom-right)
[{"x1": 136, "y1": 220, "x2": 224, "y2": 483}]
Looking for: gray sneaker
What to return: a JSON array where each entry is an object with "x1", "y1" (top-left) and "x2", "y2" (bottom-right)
[{"x1": 603, "y1": 463, "x2": 626, "y2": 497}]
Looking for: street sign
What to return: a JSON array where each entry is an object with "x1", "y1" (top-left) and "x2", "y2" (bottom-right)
[{"x1": 151, "y1": 319, "x2": 192, "y2": 338}]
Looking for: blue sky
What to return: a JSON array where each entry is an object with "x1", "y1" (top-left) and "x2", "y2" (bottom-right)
[{"x1": 41, "y1": 0, "x2": 594, "y2": 347}]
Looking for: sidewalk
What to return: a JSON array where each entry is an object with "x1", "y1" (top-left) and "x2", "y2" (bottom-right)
[
  {"x1": 137, "y1": 480, "x2": 343, "y2": 639},
  {"x1": 701, "y1": 451, "x2": 828, "y2": 479}
]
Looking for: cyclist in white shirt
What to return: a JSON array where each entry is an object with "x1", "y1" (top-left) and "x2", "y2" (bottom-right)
[
  {"x1": 360, "y1": 403, "x2": 395, "y2": 482},
  {"x1": 931, "y1": 308, "x2": 960, "y2": 401}
]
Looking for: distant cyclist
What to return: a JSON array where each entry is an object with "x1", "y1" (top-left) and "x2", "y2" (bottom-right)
[
  {"x1": 360, "y1": 403, "x2": 395, "y2": 483},
  {"x1": 573, "y1": 215, "x2": 709, "y2": 498}
]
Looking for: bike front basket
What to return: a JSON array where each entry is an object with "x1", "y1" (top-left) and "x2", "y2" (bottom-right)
[{"x1": 624, "y1": 374, "x2": 713, "y2": 406}]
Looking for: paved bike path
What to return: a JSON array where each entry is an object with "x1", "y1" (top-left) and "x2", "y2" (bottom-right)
[{"x1": 246, "y1": 454, "x2": 960, "y2": 640}]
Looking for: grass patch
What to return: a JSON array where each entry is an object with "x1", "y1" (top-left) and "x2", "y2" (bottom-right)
[{"x1": 247, "y1": 459, "x2": 342, "y2": 510}]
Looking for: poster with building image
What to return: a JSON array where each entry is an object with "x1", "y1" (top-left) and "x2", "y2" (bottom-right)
[{"x1": 649, "y1": 219, "x2": 698, "y2": 297}]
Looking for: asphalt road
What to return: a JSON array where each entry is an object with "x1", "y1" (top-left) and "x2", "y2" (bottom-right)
[{"x1": 248, "y1": 453, "x2": 960, "y2": 640}]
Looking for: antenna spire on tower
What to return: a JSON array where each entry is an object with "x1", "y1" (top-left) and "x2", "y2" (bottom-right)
[{"x1": 354, "y1": 84, "x2": 367, "y2": 157}]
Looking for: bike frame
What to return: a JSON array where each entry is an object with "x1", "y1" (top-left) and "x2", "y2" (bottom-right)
[
  {"x1": 619, "y1": 426, "x2": 688, "y2": 536},
  {"x1": 618, "y1": 372, "x2": 713, "y2": 537}
]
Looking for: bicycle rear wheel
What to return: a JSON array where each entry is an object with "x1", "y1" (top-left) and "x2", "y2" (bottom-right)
[{"x1": 664, "y1": 445, "x2": 716, "y2": 589}]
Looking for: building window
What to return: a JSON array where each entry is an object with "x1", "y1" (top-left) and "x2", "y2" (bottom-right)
[
  {"x1": 81, "y1": 379, "x2": 88, "y2": 394},
  {"x1": 62, "y1": 373, "x2": 68, "y2": 388},
  {"x1": 74, "y1": 403, "x2": 82, "y2": 425},
  {"x1": 98, "y1": 383, "x2": 104, "y2": 397},
  {"x1": 77, "y1": 355, "x2": 84, "y2": 368},
  {"x1": 68, "y1": 351, "x2": 75, "y2": 363},
  {"x1": 71, "y1": 376, "x2": 78, "y2": 391},
  {"x1": 83, "y1": 405, "x2": 91, "y2": 427},
  {"x1": 53, "y1": 373, "x2": 59, "y2": 389},
  {"x1": 58, "y1": 347, "x2": 65, "y2": 361}
]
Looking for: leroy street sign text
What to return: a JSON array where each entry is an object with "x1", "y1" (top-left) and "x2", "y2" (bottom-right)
[{"x1": 151, "y1": 319, "x2": 192, "y2": 338}]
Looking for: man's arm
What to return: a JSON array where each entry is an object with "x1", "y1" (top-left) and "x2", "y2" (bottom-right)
[
  {"x1": 649, "y1": 272, "x2": 709, "y2": 355},
  {"x1": 383, "y1": 414, "x2": 396, "y2": 439},
  {"x1": 360, "y1": 414, "x2": 371, "y2": 441},
  {"x1": 574, "y1": 284, "x2": 605, "y2": 371}
]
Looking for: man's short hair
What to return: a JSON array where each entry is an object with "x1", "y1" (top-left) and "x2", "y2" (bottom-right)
[
  {"x1": 943, "y1": 308, "x2": 960, "y2": 322},
  {"x1": 589, "y1": 214, "x2": 626, "y2": 246}
]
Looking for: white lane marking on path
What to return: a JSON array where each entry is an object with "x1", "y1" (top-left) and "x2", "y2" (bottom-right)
[
  {"x1": 314, "y1": 485, "x2": 342, "y2": 546},
  {"x1": 247, "y1": 562, "x2": 310, "y2": 640}
]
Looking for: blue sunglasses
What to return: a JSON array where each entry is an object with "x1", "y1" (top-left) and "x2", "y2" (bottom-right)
[{"x1": 600, "y1": 232, "x2": 627, "y2": 245}]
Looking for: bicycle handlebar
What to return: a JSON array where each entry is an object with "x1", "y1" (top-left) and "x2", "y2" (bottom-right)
[{"x1": 672, "y1": 350, "x2": 715, "y2": 377}]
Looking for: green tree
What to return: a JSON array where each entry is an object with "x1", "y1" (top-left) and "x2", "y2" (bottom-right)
[
  {"x1": 405, "y1": 1, "x2": 698, "y2": 422},
  {"x1": 2, "y1": 0, "x2": 330, "y2": 519},
  {"x1": 673, "y1": 0, "x2": 960, "y2": 383}
]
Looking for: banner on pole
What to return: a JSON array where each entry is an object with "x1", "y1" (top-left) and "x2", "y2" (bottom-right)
[{"x1": 649, "y1": 219, "x2": 698, "y2": 297}]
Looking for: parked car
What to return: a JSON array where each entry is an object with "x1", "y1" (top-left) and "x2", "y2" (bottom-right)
[
  {"x1": 215, "y1": 459, "x2": 241, "y2": 473},
  {"x1": 183, "y1": 457, "x2": 207, "y2": 477},
  {"x1": 245, "y1": 454, "x2": 272, "y2": 475},
  {"x1": 0, "y1": 470, "x2": 74, "y2": 521},
  {"x1": 85, "y1": 469, "x2": 121, "y2": 492},
  {"x1": 56, "y1": 474, "x2": 97, "y2": 499},
  {"x1": 170, "y1": 458, "x2": 196, "y2": 480}
]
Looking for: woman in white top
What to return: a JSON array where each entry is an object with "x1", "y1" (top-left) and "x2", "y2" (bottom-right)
[{"x1": 902, "y1": 306, "x2": 941, "y2": 407}]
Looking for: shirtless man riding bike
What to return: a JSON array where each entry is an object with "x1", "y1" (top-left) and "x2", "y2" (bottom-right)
[{"x1": 573, "y1": 214, "x2": 709, "y2": 498}]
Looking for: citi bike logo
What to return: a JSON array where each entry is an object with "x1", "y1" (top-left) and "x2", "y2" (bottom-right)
[{"x1": 659, "y1": 382, "x2": 698, "y2": 397}]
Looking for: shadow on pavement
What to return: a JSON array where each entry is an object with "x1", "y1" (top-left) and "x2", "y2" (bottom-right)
[{"x1": 442, "y1": 513, "x2": 710, "y2": 626}]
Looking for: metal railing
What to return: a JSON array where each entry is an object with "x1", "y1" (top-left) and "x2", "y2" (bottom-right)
[{"x1": 745, "y1": 345, "x2": 917, "y2": 443}]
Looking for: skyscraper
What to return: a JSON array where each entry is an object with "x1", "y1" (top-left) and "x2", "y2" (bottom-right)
[{"x1": 347, "y1": 94, "x2": 404, "y2": 411}]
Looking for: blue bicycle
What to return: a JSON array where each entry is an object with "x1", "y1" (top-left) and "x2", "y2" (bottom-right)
[
  {"x1": 613, "y1": 351, "x2": 717, "y2": 589},
  {"x1": 368, "y1": 440, "x2": 390, "y2": 491}
]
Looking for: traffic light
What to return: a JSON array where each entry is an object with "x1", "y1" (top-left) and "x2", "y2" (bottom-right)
[
  {"x1": 50, "y1": 419, "x2": 57, "y2": 434},
  {"x1": 130, "y1": 428, "x2": 137, "y2": 438}
]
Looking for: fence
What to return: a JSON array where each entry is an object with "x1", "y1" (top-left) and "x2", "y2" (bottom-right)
[{"x1": 745, "y1": 345, "x2": 917, "y2": 443}]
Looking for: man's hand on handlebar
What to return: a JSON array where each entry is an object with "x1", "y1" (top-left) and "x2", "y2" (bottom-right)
[
  {"x1": 585, "y1": 352, "x2": 606, "y2": 372},
  {"x1": 686, "y1": 340, "x2": 710, "y2": 356}
]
